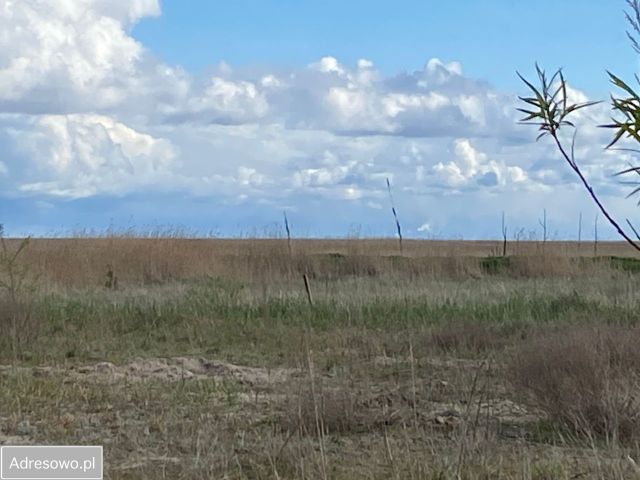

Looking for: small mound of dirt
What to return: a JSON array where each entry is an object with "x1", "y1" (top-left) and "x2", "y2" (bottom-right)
[
  {"x1": 1, "y1": 357, "x2": 297, "y2": 387},
  {"x1": 73, "y1": 357, "x2": 297, "y2": 386}
]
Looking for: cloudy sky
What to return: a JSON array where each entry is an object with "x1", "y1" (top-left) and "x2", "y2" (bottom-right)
[{"x1": 1, "y1": 0, "x2": 640, "y2": 238}]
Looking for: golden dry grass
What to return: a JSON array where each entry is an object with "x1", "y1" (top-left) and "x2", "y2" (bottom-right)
[
  {"x1": 2, "y1": 236, "x2": 640, "y2": 478},
  {"x1": 5, "y1": 237, "x2": 637, "y2": 288}
]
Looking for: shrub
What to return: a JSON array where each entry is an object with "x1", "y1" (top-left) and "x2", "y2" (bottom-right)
[
  {"x1": 480, "y1": 256, "x2": 511, "y2": 275},
  {"x1": 0, "y1": 227, "x2": 40, "y2": 358},
  {"x1": 281, "y1": 384, "x2": 362, "y2": 436},
  {"x1": 426, "y1": 322, "x2": 509, "y2": 355},
  {"x1": 508, "y1": 326, "x2": 640, "y2": 443}
]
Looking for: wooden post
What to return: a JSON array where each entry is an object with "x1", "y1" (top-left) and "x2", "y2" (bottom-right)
[
  {"x1": 303, "y1": 274, "x2": 313, "y2": 306},
  {"x1": 594, "y1": 214, "x2": 599, "y2": 257},
  {"x1": 538, "y1": 208, "x2": 547, "y2": 245},
  {"x1": 578, "y1": 212, "x2": 582, "y2": 253},
  {"x1": 501, "y1": 212, "x2": 507, "y2": 257}
]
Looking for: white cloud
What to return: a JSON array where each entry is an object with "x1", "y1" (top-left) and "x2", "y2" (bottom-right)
[
  {"x1": 237, "y1": 166, "x2": 266, "y2": 187},
  {"x1": 260, "y1": 74, "x2": 282, "y2": 88},
  {"x1": 457, "y1": 95, "x2": 486, "y2": 126},
  {"x1": 0, "y1": 0, "x2": 521, "y2": 137},
  {"x1": 454, "y1": 139, "x2": 484, "y2": 176},
  {"x1": 433, "y1": 139, "x2": 530, "y2": 189},
  {"x1": 293, "y1": 165, "x2": 348, "y2": 188},
  {"x1": 357, "y1": 59, "x2": 374, "y2": 70},
  {"x1": 326, "y1": 88, "x2": 369, "y2": 120},
  {"x1": 10, "y1": 113, "x2": 176, "y2": 197},
  {"x1": 507, "y1": 166, "x2": 528, "y2": 183},
  {"x1": 0, "y1": 0, "x2": 635, "y2": 239},
  {"x1": 382, "y1": 92, "x2": 451, "y2": 117},
  {"x1": 426, "y1": 58, "x2": 462, "y2": 77},
  {"x1": 163, "y1": 77, "x2": 269, "y2": 124},
  {"x1": 0, "y1": 0, "x2": 160, "y2": 110},
  {"x1": 311, "y1": 56, "x2": 346, "y2": 75}
]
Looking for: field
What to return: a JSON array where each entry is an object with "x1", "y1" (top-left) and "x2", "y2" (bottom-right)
[{"x1": 2, "y1": 237, "x2": 640, "y2": 479}]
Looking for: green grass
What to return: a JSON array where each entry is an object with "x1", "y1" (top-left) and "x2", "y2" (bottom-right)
[
  {"x1": 608, "y1": 255, "x2": 640, "y2": 273},
  {"x1": 3, "y1": 272, "x2": 636, "y2": 365},
  {"x1": 480, "y1": 256, "x2": 511, "y2": 274},
  {"x1": 5, "y1": 247, "x2": 640, "y2": 478}
]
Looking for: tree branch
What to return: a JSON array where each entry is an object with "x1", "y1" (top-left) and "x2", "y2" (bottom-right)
[{"x1": 551, "y1": 134, "x2": 640, "y2": 252}]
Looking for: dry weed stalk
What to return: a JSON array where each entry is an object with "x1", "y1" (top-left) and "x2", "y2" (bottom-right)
[
  {"x1": 501, "y1": 212, "x2": 508, "y2": 256},
  {"x1": 578, "y1": 212, "x2": 583, "y2": 250},
  {"x1": 305, "y1": 343, "x2": 328, "y2": 480},
  {"x1": 386, "y1": 178, "x2": 403, "y2": 256},
  {"x1": 283, "y1": 211, "x2": 292, "y2": 256}
]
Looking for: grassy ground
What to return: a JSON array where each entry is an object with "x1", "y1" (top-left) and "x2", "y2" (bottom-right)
[{"x1": 2, "y1": 238, "x2": 640, "y2": 478}]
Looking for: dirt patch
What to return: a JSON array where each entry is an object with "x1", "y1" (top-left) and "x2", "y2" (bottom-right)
[{"x1": 1, "y1": 357, "x2": 298, "y2": 387}]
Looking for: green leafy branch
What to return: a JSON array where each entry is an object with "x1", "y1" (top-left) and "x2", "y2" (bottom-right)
[
  {"x1": 517, "y1": 63, "x2": 640, "y2": 252},
  {"x1": 517, "y1": 65, "x2": 598, "y2": 142}
]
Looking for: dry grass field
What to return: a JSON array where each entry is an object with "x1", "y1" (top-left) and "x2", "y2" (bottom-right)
[{"x1": 3, "y1": 237, "x2": 640, "y2": 479}]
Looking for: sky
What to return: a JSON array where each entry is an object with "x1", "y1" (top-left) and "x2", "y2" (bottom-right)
[{"x1": 1, "y1": 0, "x2": 640, "y2": 239}]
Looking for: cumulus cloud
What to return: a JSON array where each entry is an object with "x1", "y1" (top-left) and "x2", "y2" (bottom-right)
[
  {"x1": 271, "y1": 56, "x2": 519, "y2": 138},
  {"x1": 161, "y1": 77, "x2": 269, "y2": 124},
  {"x1": 0, "y1": 0, "x2": 162, "y2": 112},
  {"x1": 237, "y1": 166, "x2": 267, "y2": 187},
  {"x1": 9, "y1": 113, "x2": 176, "y2": 197},
  {"x1": 0, "y1": 0, "x2": 523, "y2": 139},
  {"x1": 0, "y1": 0, "x2": 635, "y2": 238},
  {"x1": 311, "y1": 56, "x2": 346, "y2": 76},
  {"x1": 433, "y1": 139, "x2": 529, "y2": 189}
]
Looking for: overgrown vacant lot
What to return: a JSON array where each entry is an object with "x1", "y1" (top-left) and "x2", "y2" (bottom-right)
[{"x1": 3, "y1": 238, "x2": 640, "y2": 479}]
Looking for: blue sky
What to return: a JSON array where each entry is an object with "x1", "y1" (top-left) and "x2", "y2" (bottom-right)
[
  {"x1": 132, "y1": 0, "x2": 636, "y2": 97},
  {"x1": 1, "y1": 0, "x2": 640, "y2": 239}
]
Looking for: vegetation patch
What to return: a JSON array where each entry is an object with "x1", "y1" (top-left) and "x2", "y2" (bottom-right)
[
  {"x1": 3, "y1": 237, "x2": 640, "y2": 477},
  {"x1": 480, "y1": 255, "x2": 511, "y2": 275},
  {"x1": 508, "y1": 326, "x2": 640, "y2": 443},
  {"x1": 608, "y1": 255, "x2": 640, "y2": 273}
]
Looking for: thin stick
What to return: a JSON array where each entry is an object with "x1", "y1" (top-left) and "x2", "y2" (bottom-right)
[
  {"x1": 538, "y1": 208, "x2": 547, "y2": 245},
  {"x1": 501, "y1": 211, "x2": 508, "y2": 257},
  {"x1": 283, "y1": 211, "x2": 292, "y2": 255},
  {"x1": 455, "y1": 361, "x2": 484, "y2": 479},
  {"x1": 383, "y1": 427, "x2": 398, "y2": 479},
  {"x1": 552, "y1": 135, "x2": 640, "y2": 253},
  {"x1": 409, "y1": 340, "x2": 418, "y2": 429},
  {"x1": 578, "y1": 212, "x2": 583, "y2": 251},
  {"x1": 386, "y1": 178, "x2": 403, "y2": 256},
  {"x1": 303, "y1": 338, "x2": 327, "y2": 480},
  {"x1": 594, "y1": 213, "x2": 599, "y2": 257},
  {"x1": 303, "y1": 274, "x2": 313, "y2": 306},
  {"x1": 626, "y1": 218, "x2": 640, "y2": 242}
]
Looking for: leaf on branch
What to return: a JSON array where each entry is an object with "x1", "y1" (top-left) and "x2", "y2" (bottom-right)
[
  {"x1": 625, "y1": 185, "x2": 640, "y2": 204},
  {"x1": 626, "y1": 0, "x2": 640, "y2": 53},
  {"x1": 517, "y1": 65, "x2": 597, "y2": 141},
  {"x1": 608, "y1": 71, "x2": 640, "y2": 99},
  {"x1": 602, "y1": 72, "x2": 640, "y2": 149}
]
